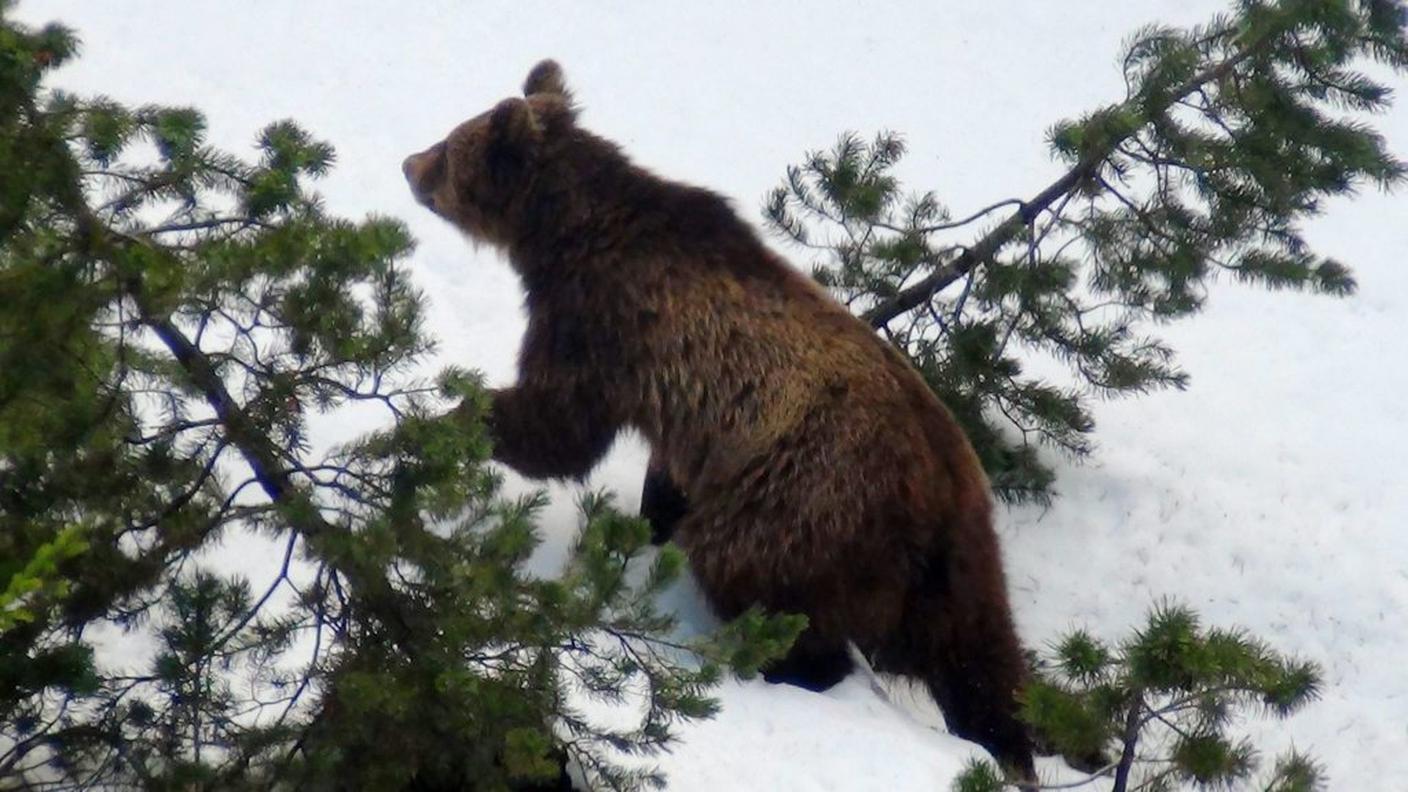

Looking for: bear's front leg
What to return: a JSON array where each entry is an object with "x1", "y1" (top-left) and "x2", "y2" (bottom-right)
[{"x1": 483, "y1": 385, "x2": 619, "y2": 481}]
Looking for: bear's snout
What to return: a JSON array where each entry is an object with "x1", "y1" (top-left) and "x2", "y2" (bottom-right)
[{"x1": 402, "y1": 143, "x2": 446, "y2": 207}]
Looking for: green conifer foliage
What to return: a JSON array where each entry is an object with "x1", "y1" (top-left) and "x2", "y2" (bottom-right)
[
  {"x1": 0, "y1": 9, "x2": 800, "y2": 789},
  {"x1": 766, "y1": 0, "x2": 1407, "y2": 502},
  {"x1": 954, "y1": 603, "x2": 1324, "y2": 791}
]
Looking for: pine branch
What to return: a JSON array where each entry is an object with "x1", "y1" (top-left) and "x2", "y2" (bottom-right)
[
  {"x1": 208, "y1": 532, "x2": 299, "y2": 652},
  {"x1": 61, "y1": 185, "x2": 421, "y2": 652},
  {"x1": 1018, "y1": 761, "x2": 1121, "y2": 790},
  {"x1": 1111, "y1": 696, "x2": 1145, "y2": 792},
  {"x1": 874, "y1": 197, "x2": 1025, "y2": 235},
  {"x1": 864, "y1": 32, "x2": 1264, "y2": 328}
]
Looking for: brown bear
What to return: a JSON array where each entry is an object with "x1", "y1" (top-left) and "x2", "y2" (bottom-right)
[{"x1": 403, "y1": 60, "x2": 1036, "y2": 780}]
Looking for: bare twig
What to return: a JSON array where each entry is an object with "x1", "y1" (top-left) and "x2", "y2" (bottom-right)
[{"x1": 876, "y1": 197, "x2": 1025, "y2": 235}]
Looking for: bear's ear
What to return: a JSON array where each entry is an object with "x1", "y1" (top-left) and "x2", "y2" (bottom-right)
[
  {"x1": 523, "y1": 59, "x2": 570, "y2": 100},
  {"x1": 488, "y1": 97, "x2": 541, "y2": 150}
]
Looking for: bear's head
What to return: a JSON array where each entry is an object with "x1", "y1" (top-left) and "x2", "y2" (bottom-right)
[{"x1": 402, "y1": 60, "x2": 577, "y2": 247}]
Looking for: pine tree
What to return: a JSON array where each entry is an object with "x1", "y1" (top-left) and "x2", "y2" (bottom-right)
[
  {"x1": 766, "y1": 0, "x2": 1407, "y2": 502},
  {"x1": 0, "y1": 8, "x2": 800, "y2": 789},
  {"x1": 953, "y1": 603, "x2": 1325, "y2": 792}
]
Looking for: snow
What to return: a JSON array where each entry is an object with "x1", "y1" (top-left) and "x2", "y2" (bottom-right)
[{"x1": 16, "y1": 0, "x2": 1408, "y2": 788}]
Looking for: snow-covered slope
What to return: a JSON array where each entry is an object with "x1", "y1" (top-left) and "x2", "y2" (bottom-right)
[{"x1": 21, "y1": 1, "x2": 1408, "y2": 788}]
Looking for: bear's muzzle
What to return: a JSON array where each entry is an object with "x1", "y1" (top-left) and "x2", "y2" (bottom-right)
[{"x1": 402, "y1": 142, "x2": 446, "y2": 208}]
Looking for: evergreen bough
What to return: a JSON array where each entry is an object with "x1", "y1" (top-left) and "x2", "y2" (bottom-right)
[
  {"x1": 954, "y1": 603, "x2": 1324, "y2": 791},
  {"x1": 767, "y1": 0, "x2": 1407, "y2": 502}
]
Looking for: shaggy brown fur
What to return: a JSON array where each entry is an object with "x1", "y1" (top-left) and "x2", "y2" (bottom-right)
[{"x1": 403, "y1": 60, "x2": 1036, "y2": 778}]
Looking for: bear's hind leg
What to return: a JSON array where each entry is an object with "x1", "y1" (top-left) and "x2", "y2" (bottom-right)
[{"x1": 883, "y1": 585, "x2": 1036, "y2": 781}]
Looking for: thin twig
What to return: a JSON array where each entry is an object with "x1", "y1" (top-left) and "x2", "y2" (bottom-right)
[{"x1": 876, "y1": 197, "x2": 1025, "y2": 235}]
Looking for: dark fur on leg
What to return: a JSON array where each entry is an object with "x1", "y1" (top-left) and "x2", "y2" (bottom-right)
[
  {"x1": 878, "y1": 552, "x2": 1037, "y2": 782},
  {"x1": 639, "y1": 455, "x2": 689, "y2": 545},
  {"x1": 762, "y1": 635, "x2": 855, "y2": 692}
]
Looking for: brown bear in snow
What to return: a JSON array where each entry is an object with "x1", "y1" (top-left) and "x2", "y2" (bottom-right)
[{"x1": 402, "y1": 60, "x2": 1036, "y2": 778}]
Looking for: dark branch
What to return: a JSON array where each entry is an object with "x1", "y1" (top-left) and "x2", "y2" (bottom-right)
[
  {"x1": 863, "y1": 39, "x2": 1263, "y2": 328},
  {"x1": 1112, "y1": 696, "x2": 1145, "y2": 792}
]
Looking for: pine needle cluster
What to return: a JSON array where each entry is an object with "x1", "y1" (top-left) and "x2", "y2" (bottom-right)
[{"x1": 955, "y1": 603, "x2": 1324, "y2": 791}]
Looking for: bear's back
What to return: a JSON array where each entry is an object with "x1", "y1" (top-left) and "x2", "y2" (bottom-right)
[{"x1": 578, "y1": 210, "x2": 979, "y2": 530}]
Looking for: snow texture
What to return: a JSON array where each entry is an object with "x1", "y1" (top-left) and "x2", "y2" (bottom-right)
[{"x1": 18, "y1": 1, "x2": 1408, "y2": 788}]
